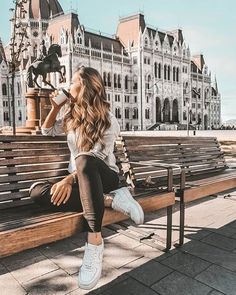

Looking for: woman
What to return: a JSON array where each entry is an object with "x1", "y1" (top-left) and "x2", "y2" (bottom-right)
[{"x1": 29, "y1": 66, "x2": 144, "y2": 290}]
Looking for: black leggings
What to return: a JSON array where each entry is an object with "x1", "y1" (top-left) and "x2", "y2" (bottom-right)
[{"x1": 29, "y1": 155, "x2": 120, "y2": 232}]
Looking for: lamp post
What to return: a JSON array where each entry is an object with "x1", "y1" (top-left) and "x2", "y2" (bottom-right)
[
  {"x1": 9, "y1": 0, "x2": 29, "y2": 135},
  {"x1": 184, "y1": 87, "x2": 200, "y2": 136}
]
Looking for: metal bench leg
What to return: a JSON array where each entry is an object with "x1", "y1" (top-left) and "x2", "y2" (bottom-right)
[
  {"x1": 166, "y1": 205, "x2": 172, "y2": 251},
  {"x1": 179, "y1": 194, "x2": 185, "y2": 246}
]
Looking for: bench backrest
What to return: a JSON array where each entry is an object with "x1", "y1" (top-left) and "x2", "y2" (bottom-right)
[
  {"x1": 0, "y1": 135, "x2": 71, "y2": 209},
  {"x1": 0, "y1": 135, "x2": 129, "y2": 210},
  {"x1": 123, "y1": 136, "x2": 227, "y2": 186}
]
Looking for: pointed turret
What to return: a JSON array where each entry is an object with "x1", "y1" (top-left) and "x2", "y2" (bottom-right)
[
  {"x1": 213, "y1": 75, "x2": 218, "y2": 93},
  {"x1": 0, "y1": 38, "x2": 6, "y2": 63}
]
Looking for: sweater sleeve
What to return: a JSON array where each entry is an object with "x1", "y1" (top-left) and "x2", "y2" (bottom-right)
[{"x1": 41, "y1": 117, "x2": 65, "y2": 136}]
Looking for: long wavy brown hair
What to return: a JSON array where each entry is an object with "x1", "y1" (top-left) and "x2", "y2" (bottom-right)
[{"x1": 64, "y1": 67, "x2": 111, "y2": 152}]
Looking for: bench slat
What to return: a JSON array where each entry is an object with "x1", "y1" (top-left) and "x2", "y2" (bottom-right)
[
  {"x1": 0, "y1": 149, "x2": 69, "y2": 158},
  {"x1": 0, "y1": 162, "x2": 69, "y2": 175},
  {"x1": 0, "y1": 155, "x2": 70, "y2": 166}
]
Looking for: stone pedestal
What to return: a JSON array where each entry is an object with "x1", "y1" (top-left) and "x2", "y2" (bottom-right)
[
  {"x1": 15, "y1": 88, "x2": 54, "y2": 134},
  {"x1": 25, "y1": 88, "x2": 53, "y2": 127},
  {"x1": 25, "y1": 88, "x2": 40, "y2": 128}
]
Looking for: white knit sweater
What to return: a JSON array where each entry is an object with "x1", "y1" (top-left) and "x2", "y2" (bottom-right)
[{"x1": 41, "y1": 112, "x2": 120, "y2": 173}]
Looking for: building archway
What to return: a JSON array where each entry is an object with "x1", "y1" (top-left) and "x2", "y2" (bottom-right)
[
  {"x1": 163, "y1": 98, "x2": 170, "y2": 122},
  {"x1": 172, "y1": 99, "x2": 179, "y2": 123},
  {"x1": 156, "y1": 97, "x2": 161, "y2": 122}
]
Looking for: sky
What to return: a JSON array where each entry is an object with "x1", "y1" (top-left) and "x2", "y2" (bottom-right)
[{"x1": 0, "y1": 0, "x2": 235, "y2": 122}]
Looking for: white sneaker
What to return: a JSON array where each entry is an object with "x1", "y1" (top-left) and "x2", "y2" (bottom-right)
[
  {"x1": 111, "y1": 187, "x2": 144, "y2": 225},
  {"x1": 78, "y1": 240, "x2": 104, "y2": 290}
]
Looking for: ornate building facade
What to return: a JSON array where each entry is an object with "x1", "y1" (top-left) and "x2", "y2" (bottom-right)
[{"x1": 0, "y1": 0, "x2": 221, "y2": 130}]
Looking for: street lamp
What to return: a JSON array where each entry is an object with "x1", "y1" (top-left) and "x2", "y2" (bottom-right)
[
  {"x1": 184, "y1": 87, "x2": 200, "y2": 136},
  {"x1": 8, "y1": 0, "x2": 29, "y2": 135}
]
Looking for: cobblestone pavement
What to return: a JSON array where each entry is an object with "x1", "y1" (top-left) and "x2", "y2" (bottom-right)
[{"x1": 1, "y1": 191, "x2": 236, "y2": 295}]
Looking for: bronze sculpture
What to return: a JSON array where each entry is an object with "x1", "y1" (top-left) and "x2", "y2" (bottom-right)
[{"x1": 27, "y1": 43, "x2": 66, "y2": 89}]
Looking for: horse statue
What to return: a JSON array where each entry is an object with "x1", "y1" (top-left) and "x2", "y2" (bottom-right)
[{"x1": 27, "y1": 44, "x2": 66, "y2": 90}]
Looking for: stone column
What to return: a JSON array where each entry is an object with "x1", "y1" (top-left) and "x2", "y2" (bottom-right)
[
  {"x1": 25, "y1": 89, "x2": 40, "y2": 128},
  {"x1": 25, "y1": 88, "x2": 53, "y2": 129},
  {"x1": 39, "y1": 89, "x2": 53, "y2": 126}
]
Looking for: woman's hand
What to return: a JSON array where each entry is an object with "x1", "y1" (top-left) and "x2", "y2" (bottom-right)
[
  {"x1": 50, "y1": 179, "x2": 72, "y2": 206},
  {"x1": 49, "y1": 90, "x2": 67, "y2": 111}
]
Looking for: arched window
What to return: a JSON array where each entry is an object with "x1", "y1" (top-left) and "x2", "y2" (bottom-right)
[
  {"x1": 173, "y1": 67, "x2": 176, "y2": 82},
  {"x1": 154, "y1": 62, "x2": 158, "y2": 78},
  {"x1": 118, "y1": 75, "x2": 121, "y2": 88},
  {"x1": 133, "y1": 75, "x2": 138, "y2": 90},
  {"x1": 3, "y1": 112, "x2": 9, "y2": 121},
  {"x1": 147, "y1": 75, "x2": 151, "y2": 89},
  {"x1": 125, "y1": 108, "x2": 129, "y2": 119},
  {"x1": 164, "y1": 65, "x2": 167, "y2": 80},
  {"x1": 145, "y1": 108, "x2": 150, "y2": 119},
  {"x1": 115, "y1": 107, "x2": 121, "y2": 119},
  {"x1": 107, "y1": 73, "x2": 111, "y2": 87},
  {"x1": 125, "y1": 75, "x2": 129, "y2": 90},
  {"x1": 158, "y1": 63, "x2": 162, "y2": 79},
  {"x1": 167, "y1": 65, "x2": 171, "y2": 80},
  {"x1": 144, "y1": 37, "x2": 148, "y2": 47},
  {"x1": 77, "y1": 32, "x2": 82, "y2": 45},
  {"x1": 17, "y1": 82, "x2": 21, "y2": 95},
  {"x1": 18, "y1": 110, "x2": 22, "y2": 121},
  {"x1": 176, "y1": 67, "x2": 179, "y2": 82},
  {"x1": 2, "y1": 83, "x2": 7, "y2": 96},
  {"x1": 103, "y1": 72, "x2": 107, "y2": 86},
  {"x1": 114, "y1": 74, "x2": 117, "y2": 88},
  {"x1": 133, "y1": 108, "x2": 138, "y2": 119}
]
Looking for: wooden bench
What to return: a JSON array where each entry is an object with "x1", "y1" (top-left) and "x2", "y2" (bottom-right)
[
  {"x1": 0, "y1": 135, "x2": 175, "y2": 257},
  {"x1": 122, "y1": 135, "x2": 236, "y2": 246}
]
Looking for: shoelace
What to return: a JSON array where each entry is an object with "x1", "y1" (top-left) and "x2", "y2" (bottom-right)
[
  {"x1": 113, "y1": 196, "x2": 131, "y2": 216},
  {"x1": 82, "y1": 247, "x2": 99, "y2": 271}
]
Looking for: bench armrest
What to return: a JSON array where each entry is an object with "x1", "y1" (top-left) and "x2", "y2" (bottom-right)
[
  {"x1": 129, "y1": 161, "x2": 174, "y2": 192},
  {"x1": 130, "y1": 161, "x2": 186, "y2": 192}
]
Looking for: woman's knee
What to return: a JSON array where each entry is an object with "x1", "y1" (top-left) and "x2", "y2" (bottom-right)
[
  {"x1": 29, "y1": 181, "x2": 52, "y2": 204},
  {"x1": 75, "y1": 155, "x2": 97, "y2": 175}
]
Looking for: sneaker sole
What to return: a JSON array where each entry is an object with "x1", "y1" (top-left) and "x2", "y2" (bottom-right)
[
  {"x1": 78, "y1": 267, "x2": 102, "y2": 290},
  {"x1": 117, "y1": 187, "x2": 144, "y2": 225}
]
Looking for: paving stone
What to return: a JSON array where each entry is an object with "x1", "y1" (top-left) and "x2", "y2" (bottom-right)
[
  {"x1": 128, "y1": 259, "x2": 173, "y2": 286},
  {"x1": 160, "y1": 252, "x2": 211, "y2": 277},
  {"x1": 96, "y1": 277, "x2": 158, "y2": 295},
  {"x1": 201, "y1": 233, "x2": 236, "y2": 251},
  {"x1": 1, "y1": 248, "x2": 46, "y2": 271},
  {"x1": 102, "y1": 227, "x2": 119, "y2": 239},
  {"x1": 38, "y1": 238, "x2": 79, "y2": 259},
  {"x1": 68, "y1": 232, "x2": 87, "y2": 247},
  {"x1": 152, "y1": 271, "x2": 212, "y2": 295},
  {"x1": 51, "y1": 248, "x2": 84, "y2": 275},
  {"x1": 10, "y1": 258, "x2": 59, "y2": 284},
  {"x1": 103, "y1": 240, "x2": 143, "y2": 269},
  {"x1": 208, "y1": 291, "x2": 225, "y2": 295},
  {"x1": 0, "y1": 263, "x2": 8, "y2": 275},
  {"x1": 107, "y1": 233, "x2": 142, "y2": 249},
  {"x1": 132, "y1": 244, "x2": 164, "y2": 260},
  {"x1": 229, "y1": 220, "x2": 236, "y2": 228},
  {"x1": 181, "y1": 240, "x2": 236, "y2": 271},
  {"x1": 0, "y1": 272, "x2": 27, "y2": 295},
  {"x1": 196, "y1": 264, "x2": 236, "y2": 295},
  {"x1": 185, "y1": 229, "x2": 212, "y2": 241},
  {"x1": 211, "y1": 225, "x2": 236, "y2": 238},
  {"x1": 69, "y1": 262, "x2": 127, "y2": 295},
  {"x1": 23, "y1": 269, "x2": 78, "y2": 295}
]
